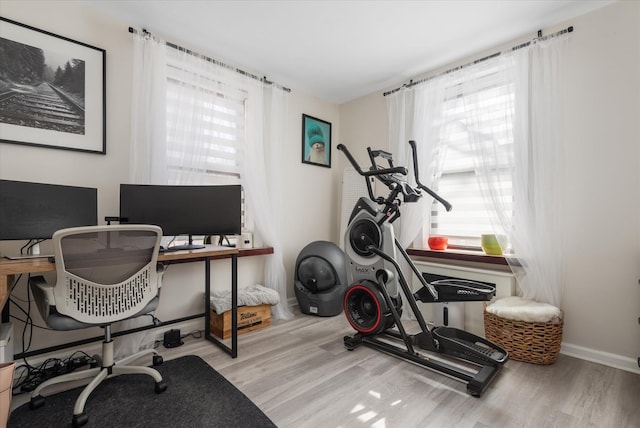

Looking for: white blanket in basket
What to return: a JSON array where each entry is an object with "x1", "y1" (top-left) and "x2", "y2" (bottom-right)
[{"x1": 486, "y1": 296, "x2": 561, "y2": 323}]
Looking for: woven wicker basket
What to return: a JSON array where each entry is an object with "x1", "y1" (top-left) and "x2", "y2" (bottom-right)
[{"x1": 484, "y1": 305, "x2": 563, "y2": 365}]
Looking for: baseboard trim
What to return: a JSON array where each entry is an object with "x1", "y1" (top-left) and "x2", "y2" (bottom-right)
[{"x1": 561, "y1": 342, "x2": 640, "y2": 374}]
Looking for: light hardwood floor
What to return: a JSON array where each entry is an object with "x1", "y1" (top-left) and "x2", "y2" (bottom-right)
[
  {"x1": 161, "y1": 310, "x2": 639, "y2": 428},
  {"x1": 11, "y1": 309, "x2": 640, "y2": 427}
]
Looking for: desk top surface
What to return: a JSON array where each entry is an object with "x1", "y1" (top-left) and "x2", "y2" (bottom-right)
[
  {"x1": 0, "y1": 246, "x2": 272, "y2": 309},
  {"x1": 158, "y1": 245, "x2": 239, "y2": 262},
  {"x1": 0, "y1": 245, "x2": 272, "y2": 273},
  {"x1": 0, "y1": 245, "x2": 245, "y2": 272}
]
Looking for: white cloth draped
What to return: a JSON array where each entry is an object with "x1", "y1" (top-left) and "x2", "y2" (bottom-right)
[
  {"x1": 386, "y1": 35, "x2": 569, "y2": 307},
  {"x1": 130, "y1": 32, "x2": 293, "y2": 325},
  {"x1": 506, "y1": 38, "x2": 569, "y2": 307},
  {"x1": 130, "y1": 32, "x2": 168, "y2": 185},
  {"x1": 241, "y1": 84, "x2": 294, "y2": 320},
  {"x1": 386, "y1": 83, "x2": 446, "y2": 316}
]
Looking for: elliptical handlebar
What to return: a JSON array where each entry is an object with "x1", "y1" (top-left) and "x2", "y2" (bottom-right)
[
  {"x1": 408, "y1": 140, "x2": 453, "y2": 212},
  {"x1": 338, "y1": 144, "x2": 408, "y2": 178},
  {"x1": 338, "y1": 143, "x2": 408, "y2": 202},
  {"x1": 338, "y1": 142, "x2": 453, "y2": 212}
]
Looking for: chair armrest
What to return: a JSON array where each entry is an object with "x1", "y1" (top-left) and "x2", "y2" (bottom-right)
[{"x1": 29, "y1": 275, "x2": 54, "y2": 322}]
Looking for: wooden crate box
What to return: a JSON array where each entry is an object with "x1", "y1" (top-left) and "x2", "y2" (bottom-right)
[{"x1": 210, "y1": 304, "x2": 271, "y2": 339}]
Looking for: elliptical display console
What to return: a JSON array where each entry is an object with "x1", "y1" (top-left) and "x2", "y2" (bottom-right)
[{"x1": 339, "y1": 140, "x2": 508, "y2": 397}]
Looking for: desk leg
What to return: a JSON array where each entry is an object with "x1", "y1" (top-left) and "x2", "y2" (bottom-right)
[
  {"x1": 204, "y1": 255, "x2": 238, "y2": 358},
  {"x1": 1, "y1": 274, "x2": 13, "y2": 323},
  {"x1": 205, "y1": 257, "x2": 212, "y2": 341},
  {"x1": 231, "y1": 253, "x2": 237, "y2": 357}
]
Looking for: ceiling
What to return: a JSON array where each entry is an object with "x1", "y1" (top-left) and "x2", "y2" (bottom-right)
[{"x1": 84, "y1": 0, "x2": 616, "y2": 104}]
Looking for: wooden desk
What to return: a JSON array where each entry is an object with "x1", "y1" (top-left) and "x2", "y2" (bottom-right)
[{"x1": 0, "y1": 246, "x2": 274, "y2": 359}]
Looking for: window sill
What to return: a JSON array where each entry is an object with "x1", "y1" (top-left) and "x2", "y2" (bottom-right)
[{"x1": 406, "y1": 247, "x2": 508, "y2": 266}]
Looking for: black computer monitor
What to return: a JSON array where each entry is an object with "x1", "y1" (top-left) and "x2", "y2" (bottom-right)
[
  {"x1": 119, "y1": 184, "x2": 242, "y2": 250},
  {"x1": 0, "y1": 179, "x2": 98, "y2": 252}
]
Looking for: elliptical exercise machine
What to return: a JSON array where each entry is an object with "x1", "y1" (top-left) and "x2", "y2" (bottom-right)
[{"x1": 338, "y1": 140, "x2": 508, "y2": 397}]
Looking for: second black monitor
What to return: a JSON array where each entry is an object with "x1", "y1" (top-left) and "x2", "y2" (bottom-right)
[
  {"x1": 119, "y1": 184, "x2": 242, "y2": 248},
  {"x1": 0, "y1": 179, "x2": 97, "y2": 241}
]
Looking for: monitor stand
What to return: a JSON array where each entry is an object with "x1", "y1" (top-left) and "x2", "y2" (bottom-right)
[
  {"x1": 166, "y1": 235, "x2": 205, "y2": 251},
  {"x1": 5, "y1": 242, "x2": 53, "y2": 260}
]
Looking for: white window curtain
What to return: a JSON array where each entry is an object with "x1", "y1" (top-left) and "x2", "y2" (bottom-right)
[
  {"x1": 242, "y1": 84, "x2": 293, "y2": 320},
  {"x1": 130, "y1": 32, "x2": 293, "y2": 320},
  {"x1": 120, "y1": 31, "x2": 169, "y2": 357},
  {"x1": 454, "y1": 55, "x2": 516, "y2": 247},
  {"x1": 507, "y1": 38, "x2": 568, "y2": 307},
  {"x1": 467, "y1": 39, "x2": 568, "y2": 307},
  {"x1": 130, "y1": 32, "x2": 168, "y2": 184},
  {"x1": 386, "y1": 82, "x2": 446, "y2": 318},
  {"x1": 387, "y1": 82, "x2": 447, "y2": 251},
  {"x1": 387, "y1": 35, "x2": 569, "y2": 307},
  {"x1": 436, "y1": 62, "x2": 515, "y2": 246}
]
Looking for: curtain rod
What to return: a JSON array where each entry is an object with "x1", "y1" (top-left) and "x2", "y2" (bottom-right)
[
  {"x1": 383, "y1": 26, "x2": 573, "y2": 97},
  {"x1": 128, "y1": 27, "x2": 291, "y2": 93}
]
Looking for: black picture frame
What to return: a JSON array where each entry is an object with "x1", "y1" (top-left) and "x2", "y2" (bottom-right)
[
  {"x1": 302, "y1": 114, "x2": 331, "y2": 168},
  {"x1": 0, "y1": 17, "x2": 106, "y2": 154}
]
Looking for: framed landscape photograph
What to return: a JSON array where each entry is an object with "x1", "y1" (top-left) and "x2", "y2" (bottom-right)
[
  {"x1": 0, "y1": 17, "x2": 106, "y2": 154},
  {"x1": 302, "y1": 114, "x2": 331, "y2": 168}
]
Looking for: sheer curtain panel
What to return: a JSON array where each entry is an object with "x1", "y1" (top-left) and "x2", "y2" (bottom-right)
[
  {"x1": 130, "y1": 32, "x2": 168, "y2": 184},
  {"x1": 386, "y1": 83, "x2": 446, "y2": 318},
  {"x1": 386, "y1": 77, "x2": 448, "y2": 250},
  {"x1": 387, "y1": 33, "x2": 570, "y2": 308},
  {"x1": 131, "y1": 34, "x2": 293, "y2": 319},
  {"x1": 509, "y1": 38, "x2": 568, "y2": 307},
  {"x1": 242, "y1": 85, "x2": 293, "y2": 320}
]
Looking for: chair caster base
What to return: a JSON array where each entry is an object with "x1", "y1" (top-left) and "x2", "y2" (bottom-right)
[
  {"x1": 153, "y1": 355, "x2": 163, "y2": 366},
  {"x1": 155, "y1": 380, "x2": 168, "y2": 394},
  {"x1": 72, "y1": 412, "x2": 88, "y2": 427},
  {"x1": 29, "y1": 394, "x2": 45, "y2": 410}
]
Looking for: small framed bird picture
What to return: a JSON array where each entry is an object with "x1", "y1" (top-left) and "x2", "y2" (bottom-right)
[{"x1": 302, "y1": 114, "x2": 331, "y2": 168}]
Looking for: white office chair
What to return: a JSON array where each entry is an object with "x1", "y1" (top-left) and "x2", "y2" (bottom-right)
[{"x1": 28, "y1": 225, "x2": 168, "y2": 427}]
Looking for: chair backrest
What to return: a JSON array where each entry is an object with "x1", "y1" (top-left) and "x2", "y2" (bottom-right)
[{"x1": 52, "y1": 225, "x2": 162, "y2": 324}]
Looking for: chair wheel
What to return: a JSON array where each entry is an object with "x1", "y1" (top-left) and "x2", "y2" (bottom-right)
[
  {"x1": 153, "y1": 355, "x2": 163, "y2": 366},
  {"x1": 155, "y1": 380, "x2": 168, "y2": 394},
  {"x1": 90, "y1": 354, "x2": 102, "y2": 368},
  {"x1": 29, "y1": 394, "x2": 45, "y2": 410},
  {"x1": 72, "y1": 412, "x2": 88, "y2": 427}
]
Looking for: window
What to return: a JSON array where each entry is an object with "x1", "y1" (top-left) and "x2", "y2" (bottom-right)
[
  {"x1": 430, "y1": 63, "x2": 514, "y2": 250},
  {"x1": 165, "y1": 66, "x2": 245, "y2": 184},
  {"x1": 164, "y1": 49, "x2": 249, "y2": 232}
]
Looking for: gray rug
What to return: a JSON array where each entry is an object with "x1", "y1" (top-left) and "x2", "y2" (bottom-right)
[{"x1": 8, "y1": 355, "x2": 276, "y2": 428}]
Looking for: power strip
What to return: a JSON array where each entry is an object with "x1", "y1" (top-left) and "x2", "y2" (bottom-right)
[{"x1": 20, "y1": 356, "x2": 93, "y2": 392}]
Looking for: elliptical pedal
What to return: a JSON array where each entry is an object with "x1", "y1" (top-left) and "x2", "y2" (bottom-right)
[{"x1": 433, "y1": 326, "x2": 508, "y2": 366}]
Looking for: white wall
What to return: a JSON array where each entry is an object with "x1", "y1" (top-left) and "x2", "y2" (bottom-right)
[
  {"x1": 339, "y1": 1, "x2": 640, "y2": 370},
  {"x1": 561, "y1": 0, "x2": 640, "y2": 368},
  {"x1": 0, "y1": 1, "x2": 341, "y2": 356},
  {"x1": 281, "y1": 92, "x2": 340, "y2": 296}
]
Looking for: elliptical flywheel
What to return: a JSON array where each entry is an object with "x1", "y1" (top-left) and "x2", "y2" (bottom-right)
[{"x1": 344, "y1": 280, "x2": 402, "y2": 335}]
